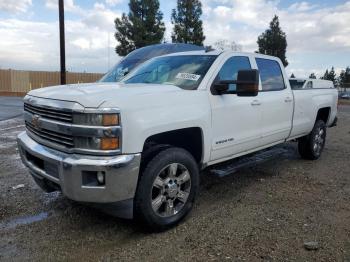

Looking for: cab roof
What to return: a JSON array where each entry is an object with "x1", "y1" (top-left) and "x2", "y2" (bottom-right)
[{"x1": 163, "y1": 50, "x2": 283, "y2": 62}]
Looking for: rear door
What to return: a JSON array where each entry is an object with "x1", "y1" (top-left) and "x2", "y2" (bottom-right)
[{"x1": 255, "y1": 58, "x2": 294, "y2": 145}]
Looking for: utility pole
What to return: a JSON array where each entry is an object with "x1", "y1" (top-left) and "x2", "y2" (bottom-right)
[{"x1": 59, "y1": 0, "x2": 66, "y2": 85}]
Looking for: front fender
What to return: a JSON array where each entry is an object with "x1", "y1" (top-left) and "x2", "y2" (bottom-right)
[{"x1": 116, "y1": 91, "x2": 212, "y2": 164}]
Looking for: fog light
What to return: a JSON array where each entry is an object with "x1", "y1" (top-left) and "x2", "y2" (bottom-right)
[{"x1": 97, "y1": 171, "x2": 105, "y2": 184}]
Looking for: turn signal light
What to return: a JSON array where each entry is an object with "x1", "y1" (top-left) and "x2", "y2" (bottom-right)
[
  {"x1": 102, "y1": 114, "x2": 119, "y2": 126},
  {"x1": 100, "y1": 137, "x2": 119, "y2": 150}
]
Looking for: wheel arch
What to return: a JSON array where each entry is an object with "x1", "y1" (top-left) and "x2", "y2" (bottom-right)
[
  {"x1": 141, "y1": 127, "x2": 204, "y2": 167},
  {"x1": 315, "y1": 107, "x2": 331, "y2": 125}
]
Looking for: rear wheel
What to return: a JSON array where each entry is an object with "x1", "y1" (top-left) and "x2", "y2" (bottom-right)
[
  {"x1": 134, "y1": 147, "x2": 199, "y2": 231},
  {"x1": 298, "y1": 120, "x2": 326, "y2": 160}
]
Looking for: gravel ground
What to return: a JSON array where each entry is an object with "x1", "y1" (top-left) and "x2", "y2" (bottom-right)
[{"x1": 0, "y1": 106, "x2": 349, "y2": 261}]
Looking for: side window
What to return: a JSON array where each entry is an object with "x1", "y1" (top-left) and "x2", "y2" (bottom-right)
[
  {"x1": 217, "y1": 56, "x2": 251, "y2": 92},
  {"x1": 256, "y1": 58, "x2": 285, "y2": 91},
  {"x1": 306, "y1": 81, "x2": 313, "y2": 88}
]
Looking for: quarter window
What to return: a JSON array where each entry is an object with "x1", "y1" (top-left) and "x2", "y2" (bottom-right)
[
  {"x1": 306, "y1": 81, "x2": 313, "y2": 88},
  {"x1": 289, "y1": 79, "x2": 305, "y2": 89},
  {"x1": 256, "y1": 58, "x2": 285, "y2": 91},
  {"x1": 217, "y1": 56, "x2": 251, "y2": 92}
]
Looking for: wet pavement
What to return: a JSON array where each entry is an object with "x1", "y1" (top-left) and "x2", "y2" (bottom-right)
[
  {"x1": 0, "y1": 97, "x2": 23, "y2": 121},
  {"x1": 0, "y1": 212, "x2": 49, "y2": 231},
  {"x1": 0, "y1": 106, "x2": 350, "y2": 261}
]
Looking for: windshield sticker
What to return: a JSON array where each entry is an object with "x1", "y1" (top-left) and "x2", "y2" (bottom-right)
[{"x1": 175, "y1": 73, "x2": 201, "y2": 81}]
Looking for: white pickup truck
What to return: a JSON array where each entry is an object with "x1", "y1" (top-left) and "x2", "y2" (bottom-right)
[
  {"x1": 289, "y1": 78, "x2": 334, "y2": 90},
  {"x1": 17, "y1": 50, "x2": 338, "y2": 230}
]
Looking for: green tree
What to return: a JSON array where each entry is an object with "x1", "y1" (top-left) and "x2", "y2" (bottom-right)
[
  {"x1": 339, "y1": 66, "x2": 350, "y2": 89},
  {"x1": 320, "y1": 67, "x2": 337, "y2": 86},
  {"x1": 171, "y1": 0, "x2": 205, "y2": 45},
  {"x1": 321, "y1": 69, "x2": 328, "y2": 80},
  {"x1": 309, "y1": 73, "x2": 316, "y2": 79},
  {"x1": 114, "y1": 0, "x2": 165, "y2": 56},
  {"x1": 328, "y1": 67, "x2": 336, "y2": 83},
  {"x1": 290, "y1": 73, "x2": 295, "y2": 78},
  {"x1": 257, "y1": 15, "x2": 288, "y2": 67}
]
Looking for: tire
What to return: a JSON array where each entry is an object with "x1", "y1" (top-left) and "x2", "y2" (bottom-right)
[
  {"x1": 298, "y1": 120, "x2": 327, "y2": 160},
  {"x1": 134, "y1": 147, "x2": 199, "y2": 231}
]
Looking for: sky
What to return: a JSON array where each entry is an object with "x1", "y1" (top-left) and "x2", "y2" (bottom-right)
[{"x1": 0, "y1": 0, "x2": 349, "y2": 78}]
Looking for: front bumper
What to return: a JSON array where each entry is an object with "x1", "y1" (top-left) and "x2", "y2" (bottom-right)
[{"x1": 17, "y1": 131, "x2": 141, "y2": 205}]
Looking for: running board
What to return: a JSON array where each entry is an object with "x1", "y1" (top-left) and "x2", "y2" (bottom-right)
[{"x1": 209, "y1": 147, "x2": 290, "y2": 177}]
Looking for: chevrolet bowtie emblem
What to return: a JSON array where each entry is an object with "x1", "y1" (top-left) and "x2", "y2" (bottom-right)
[{"x1": 32, "y1": 115, "x2": 40, "y2": 129}]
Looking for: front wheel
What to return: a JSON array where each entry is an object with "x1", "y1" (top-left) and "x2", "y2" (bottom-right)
[
  {"x1": 134, "y1": 147, "x2": 199, "y2": 231},
  {"x1": 298, "y1": 120, "x2": 327, "y2": 160}
]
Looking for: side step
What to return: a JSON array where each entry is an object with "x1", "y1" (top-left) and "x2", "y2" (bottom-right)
[{"x1": 209, "y1": 146, "x2": 290, "y2": 177}]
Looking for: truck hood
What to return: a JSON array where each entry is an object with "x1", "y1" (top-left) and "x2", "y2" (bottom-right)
[{"x1": 28, "y1": 82, "x2": 183, "y2": 108}]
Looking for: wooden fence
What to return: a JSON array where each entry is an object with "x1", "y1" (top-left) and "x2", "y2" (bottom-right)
[{"x1": 0, "y1": 69, "x2": 104, "y2": 96}]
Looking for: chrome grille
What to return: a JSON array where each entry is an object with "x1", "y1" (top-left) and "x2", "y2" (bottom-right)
[
  {"x1": 24, "y1": 103, "x2": 73, "y2": 123},
  {"x1": 25, "y1": 121, "x2": 74, "y2": 148},
  {"x1": 23, "y1": 96, "x2": 121, "y2": 156}
]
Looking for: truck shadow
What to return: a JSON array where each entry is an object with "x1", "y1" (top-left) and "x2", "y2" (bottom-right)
[{"x1": 193, "y1": 143, "x2": 301, "y2": 217}]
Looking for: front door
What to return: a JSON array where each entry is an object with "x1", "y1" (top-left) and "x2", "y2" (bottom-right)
[{"x1": 209, "y1": 55, "x2": 263, "y2": 162}]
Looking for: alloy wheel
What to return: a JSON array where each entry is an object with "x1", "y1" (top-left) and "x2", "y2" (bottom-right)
[{"x1": 151, "y1": 163, "x2": 191, "y2": 217}]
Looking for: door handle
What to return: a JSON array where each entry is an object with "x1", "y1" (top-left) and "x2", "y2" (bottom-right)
[
  {"x1": 251, "y1": 100, "x2": 261, "y2": 106},
  {"x1": 285, "y1": 97, "x2": 293, "y2": 103}
]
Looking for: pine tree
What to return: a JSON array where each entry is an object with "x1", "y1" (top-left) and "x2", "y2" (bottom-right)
[
  {"x1": 114, "y1": 0, "x2": 165, "y2": 56},
  {"x1": 321, "y1": 67, "x2": 336, "y2": 85},
  {"x1": 290, "y1": 73, "x2": 295, "y2": 78},
  {"x1": 115, "y1": 14, "x2": 134, "y2": 56},
  {"x1": 338, "y1": 67, "x2": 350, "y2": 89},
  {"x1": 321, "y1": 69, "x2": 329, "y2": 80},
  {"x1": 328, "y1": 67, "x2": 336, "y2": 83},
  {"x1": 309, "y1": 73, "x2": 316, "y2": 79},
  {"x1": 171, "y1": 0, "x2": 205, "y2": 46},
  {"x1": 257, "y1": 15, "x2": 288, "y2": 67},
  {"x1": 345, "y1": 67, "x2": 350, "y2": 89}
]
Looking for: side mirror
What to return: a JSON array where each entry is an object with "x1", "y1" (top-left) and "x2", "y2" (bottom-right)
[
  {"x1": 236, "y1": 69, "x2": 259, "y2": 97},
  {"x1": 213, "y1": 82, "x2": 229, "y2": 93}
]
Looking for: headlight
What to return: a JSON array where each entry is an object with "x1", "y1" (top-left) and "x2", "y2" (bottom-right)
[
  {"x1": 73, "y1": 113, "x2": 120, "y2": 126},
  {"x1": 73, "y1": 111, "x2": 120, "y2": 151},
  {"x1": 74, "y1": 137, "x2": 120, "y2": 151}
]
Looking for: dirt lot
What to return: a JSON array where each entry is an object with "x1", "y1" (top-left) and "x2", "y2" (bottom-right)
[{"x1": 0, "y1": 106, "x2": 349, "y2": 261}]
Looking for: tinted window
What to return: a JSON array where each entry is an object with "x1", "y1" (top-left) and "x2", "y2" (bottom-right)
[
  {"x1": 217, "y1": 56, "x2": 251, "y2": 92},
  {"x1": 123, "y1": 55, "x2": 217, "y2": 90},
  {"x1": 289, "y1": 79, "x2": 306, "y2": 89},
  {"x1": 256, "y1": 58, "x2": 285, "y2": 91}
]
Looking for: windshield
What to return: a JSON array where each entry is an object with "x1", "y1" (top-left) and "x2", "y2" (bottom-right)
[
  {"x1": 122, "y1": 55, "x2": 217, "y2": 90},
  {"x1": 99, "y1": 44, "x2": 205, "y2": 83},
  {"x1": 289, "y1": 79, "x2": 306, "y2": 89},
  {"x1": 99, "y1": 58, "x2": 141, "y2": 82}
]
